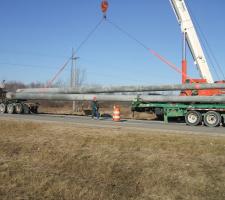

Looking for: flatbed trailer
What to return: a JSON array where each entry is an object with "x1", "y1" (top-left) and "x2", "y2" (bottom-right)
[
  {"x1": 0, "y1": 89, "x2": 38, "y2": 114},
  {"x1": 131, "y1": 98, "x2": 225, "y2": 127}
]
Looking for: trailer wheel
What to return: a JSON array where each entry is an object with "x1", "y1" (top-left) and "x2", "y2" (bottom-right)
[
  {"x1": 33, "y1": 106, "x2": 38, "y2": 114},
  {"x1": 15, "y1": 103, "x2": 23, "y2": 114},
  {"x1": 0, "y1": 103, "x2": 6, "y2": 114},
  {"x1": 204, "y1": 111, "x2": 221, "y2": 127},
  {"x1": 7, "y1": 104, "x2": 15, "y2": 114},
  {"x1": 23, "y1": 104, "x2": 30, "y2": 114},
  {"x1": 185, "y1": 111, "x2": 202, "y2": 126},
  {"x1": 222, "y1": 117, "x2": 225, "y2": 127}
]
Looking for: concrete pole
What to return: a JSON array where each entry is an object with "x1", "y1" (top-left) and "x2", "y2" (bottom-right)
[
  {"x1": 7, "y1": 92, "x2": 225, "y2": 103},
  {"x1": 71, "y1": 49, "x2": 76, "y2": 112},
  {"x1": 17, "y1": 83, "x2": 225, "y2": 94},
  {"x1": 71, "y1": 49, "x2": 80, "y2": 112},
  {"x1": 71, "y1": 49, "x2": 74, "y2": 88}
]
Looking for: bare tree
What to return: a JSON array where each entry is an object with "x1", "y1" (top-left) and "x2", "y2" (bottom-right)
[
  {"x1": 75, "y1": 67, "x2": 86, "y2": 88},
  {"x1": 52, "y1": 79, "x2": 66, "y2": 88},
  {"x1": 72, "y1": 67, "x2": 87, "y2": 113},
  {"x1": 28, "y1": 81, "x2": 45, "y2": 88},
  {"x1": 5, "y1": 81, "x2": 26, "y2": 92}
]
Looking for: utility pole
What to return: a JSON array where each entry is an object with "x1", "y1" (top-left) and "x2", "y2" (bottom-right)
[
  {"x1": 71, "y1": 48, "x2": 79, "y2": 112},
  {"x1": 71, "y1": 49, "x2": 74, "y2": 88}
]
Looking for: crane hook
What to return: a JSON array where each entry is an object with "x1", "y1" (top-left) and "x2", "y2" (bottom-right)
[{"x1": 101, "y1": 0, "x2": 108, "y2": 19}]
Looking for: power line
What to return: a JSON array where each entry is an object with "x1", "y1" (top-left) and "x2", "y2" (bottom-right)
[
  {"x1": 0, "y1": 62, "x2": 62, "y2": 70},
  {"x1": 46, "y1": 59, "x2": 71, "y2": 88},
  {"x1": 47, "y1": 18, "x2": 105, "y2": 87},
  {"x1": 0, "y1": 49, "x2": 68, "y2": 59}
]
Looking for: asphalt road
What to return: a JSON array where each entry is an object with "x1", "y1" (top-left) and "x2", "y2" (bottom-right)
[{"x1": 0, "y1": 114, "x2": 224, "y2": 136}]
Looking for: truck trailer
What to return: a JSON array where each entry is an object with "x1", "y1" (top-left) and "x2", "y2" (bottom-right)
[
  {"x1": 0, "y1": 88, "x2": 38, "y2": 114},
  {"x1": 132, "y1": 98, "x2": 225, "y2": 127},
  {"x1": 132, "y1": 0, "x2": 225, "y2": 127}
]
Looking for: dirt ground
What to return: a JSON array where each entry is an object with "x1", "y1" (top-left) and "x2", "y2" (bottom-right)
[
  {"x1": 0, "y1": 119, "x2": 225, "y2": 200},
  {"x1": 38, "y1": 100, "x2": 156, "y2": 120}
]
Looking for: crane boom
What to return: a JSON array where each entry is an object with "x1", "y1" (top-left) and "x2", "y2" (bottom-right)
[{"x1": 170, "y1": 0, "x2": 214, "y2": 83}]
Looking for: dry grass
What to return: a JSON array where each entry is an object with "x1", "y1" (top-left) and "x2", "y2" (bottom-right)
[
  {"x1": 0, "y1": 119, "x2": 225, "y2": 200},
  {"x1": 38, "y1": 102, "x2": 156, "y2": 120}
]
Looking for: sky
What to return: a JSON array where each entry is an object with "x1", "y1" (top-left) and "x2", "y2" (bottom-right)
[{"x1": 0, "y1": 0, "x2": 225, "y2": 86}]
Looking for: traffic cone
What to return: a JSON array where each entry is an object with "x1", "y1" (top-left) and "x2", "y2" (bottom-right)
[{"x1": 113, "y1": 105, "x2": 120, "y2": 122}]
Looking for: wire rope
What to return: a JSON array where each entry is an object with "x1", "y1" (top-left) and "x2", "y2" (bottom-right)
[
  {"x1": 75, "y1": 18, "x2": 104, "y2": 53},
  {"x1": 106, "y1": 18, "x2": 194, "y2": 82},
  {"x1": 46, "y1": 18, "x2": 105, "y2": 87}
]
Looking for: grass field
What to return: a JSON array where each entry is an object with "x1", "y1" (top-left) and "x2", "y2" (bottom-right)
[{"x1": 0, "y1": 119, "x2": 225, "y2": 200}]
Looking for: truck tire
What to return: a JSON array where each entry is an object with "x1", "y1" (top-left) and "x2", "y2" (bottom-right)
[
  {"x1": 185, "y1": 111, "x2": 202, "y2": 126},
  {"x1": 23, "y1": 104, "x2": 30, "y2": 114},
  {"x1": 33, "y1": 106, "x2": 38, "y2": 114},
  {"x1": 222, "y1": 117, "x2": 225, "y2": 127},
  {"x1": 204, "y1": 111, "x2": 221, "y2": 127},
  {"x1": 15, "y1": 103, "x2": 23, "y2": 114},
  {"x1": 156, "y1": 114, "x2": 164, "y2": 120},
  {"x1": 7, "y1": 104, "x2": 15, "y2": 114},
  {"x1": 0, "y1": 103, "x2": 6, "y2": 114}
]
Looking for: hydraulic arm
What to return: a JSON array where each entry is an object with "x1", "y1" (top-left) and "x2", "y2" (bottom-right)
[{"x1": 170, "y1": 0, "x2": 214, "y2": 83}]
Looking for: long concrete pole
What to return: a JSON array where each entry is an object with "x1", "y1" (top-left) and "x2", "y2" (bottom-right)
[
  {"x1": 16, "y1": 83, "x2": 225, "y2": 94},
  {"x1": 7, "y1": 92, "x2": 225, "y2": 103}
]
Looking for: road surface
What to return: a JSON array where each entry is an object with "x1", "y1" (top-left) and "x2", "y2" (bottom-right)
[{"x1": 0, "y1": 114, "x2": 224, "y2": 135}]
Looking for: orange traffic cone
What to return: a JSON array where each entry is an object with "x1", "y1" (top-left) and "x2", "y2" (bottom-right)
[{"x1": 113, "y1": 105, "x2": 120, "y2": 122}]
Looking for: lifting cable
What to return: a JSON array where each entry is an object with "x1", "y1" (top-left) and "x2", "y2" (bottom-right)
[
  {"x1": 106, "y1": 19, "x2": 194, "y2": 82},
  {"x1": 46, "y1": 59, "x2": 71, "y2": 88},
  {"x1": 47, "y1": 0, "x2": 204, "y2": 87},
  {"x1": 46, "y1": 18, "x2": 105, "y2": 88},
  {"x1": 75, "y1": 18, "x2": 105, "y2": 54}
]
